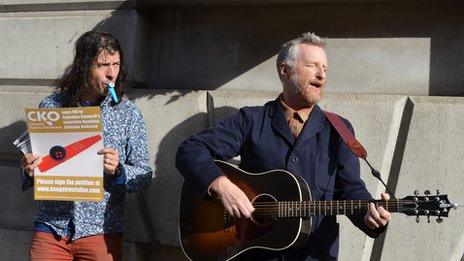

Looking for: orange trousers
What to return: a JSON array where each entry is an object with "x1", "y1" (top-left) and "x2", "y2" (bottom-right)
[{"x1": 30, "y1": 231, "x2": 122, "y2": 261}]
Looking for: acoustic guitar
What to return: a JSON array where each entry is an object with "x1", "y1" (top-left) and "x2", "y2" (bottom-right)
[{"x1": 179, "y1": 160, "x2": 455, "y2": 260}]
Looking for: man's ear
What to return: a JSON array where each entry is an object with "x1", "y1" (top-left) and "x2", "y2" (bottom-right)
[{"x1": 279, "y1": 63, "x2": 291, "y2": 80}]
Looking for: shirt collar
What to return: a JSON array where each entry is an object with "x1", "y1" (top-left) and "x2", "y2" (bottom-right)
[{"x1": 279, "y1": 94, "x2": 312, "y2": 123}]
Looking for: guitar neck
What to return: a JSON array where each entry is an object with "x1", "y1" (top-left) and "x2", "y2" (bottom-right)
[{"x1": 256, "y1": 200, "x2": 407, "y2": 217}]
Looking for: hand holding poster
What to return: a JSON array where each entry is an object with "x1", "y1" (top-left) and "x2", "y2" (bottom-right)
[{"x1": 25, "y1": 107, "x2": 104, "y2": 201}]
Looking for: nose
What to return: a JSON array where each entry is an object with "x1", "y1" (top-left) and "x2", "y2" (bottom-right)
[
  {"x1": 106, "y1": 66, "x2": 115, "y2": 81},
  {"x1": 316, "y1": 66, "x2": 326, "y2": 80}
]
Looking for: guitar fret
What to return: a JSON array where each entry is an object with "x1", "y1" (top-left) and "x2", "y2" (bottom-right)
[
  {"x1": 305, "y1": 201, "x2": 307, "y2": 217},
  {"x1": 283, "y1": 201, "x2": 285, "y2": 217},
  {"x1": 303, "y1": 201, "x2": 306, "y2": 217},
  {"x1": 281, "y1": 202, "x2": 283, "y2": 217},
  {"x1": 297, "y1": 201, "x2": 299, "y2": 217},
  {"x1": 293, "y1": 201, "x2": 295, "y2": 217},
  {"x1": 292, "y1": 201, "x2": 294, "y2": 217},
  {"x1": 291, "y1": 201, "x2": 294, "y2": 217},
  {"x1": 289, "y1": 201, "x2": 291, "y2": 217},
  {"x1": 295, "y1": 201, "x2": 300, "y2": 217},
  {"x1": 283, "y1": 202, "x2": 286, "y2": 217},
  {"x1": 296, "y1": 201, "x2": 298, "y2": 217},
  {"x1": 287, "y1": 201, "x2": 292, "y2": 217},
  {"x1": 288, "y1": 201, "x2": 293, "y2": 217},
  {"x1": 288, "y1": 201, "x2": 290, "y2": 217},
  {"x1": 282, "y1": 202, "x2": 284, "y2": 217},
  {"x1": 351, "y1": 200, "x2": 353, "y2": 215},
  {"x1": 287, "y1": 201, "x2": 289, "y2": 217}
]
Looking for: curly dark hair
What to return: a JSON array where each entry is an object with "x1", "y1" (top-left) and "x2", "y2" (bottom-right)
[{"x1": 57, "y1": 31, "x2": 127, "y2": 107}]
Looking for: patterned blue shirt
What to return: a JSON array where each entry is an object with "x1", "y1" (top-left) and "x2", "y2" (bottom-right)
[{"x1": 22, "y1": 93, "x2": 153, "y2": 240}]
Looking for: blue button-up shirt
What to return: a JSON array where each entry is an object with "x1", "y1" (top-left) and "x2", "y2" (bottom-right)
[{"x1": 22, "y1": 93, "x2": 153, "y2": 240}]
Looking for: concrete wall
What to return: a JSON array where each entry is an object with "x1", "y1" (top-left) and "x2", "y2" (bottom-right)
[
  {"x1": 2, "y1": 88, "x2": 463, "y2": 261},
  {"x1": 1, "y1": 0, "x2": 464, "y2": 260},
  {"x1": 2, "y1": 1, "x2": 464, "y2": 95}
]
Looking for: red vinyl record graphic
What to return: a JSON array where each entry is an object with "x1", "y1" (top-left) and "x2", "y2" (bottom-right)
[{"x1": 38, "y1": 134, "x2": 102, "y2": 172}]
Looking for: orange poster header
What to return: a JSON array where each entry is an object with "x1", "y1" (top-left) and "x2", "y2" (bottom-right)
[{"x1": 25, "y1": 107, "x2": 102, "y2": 133}]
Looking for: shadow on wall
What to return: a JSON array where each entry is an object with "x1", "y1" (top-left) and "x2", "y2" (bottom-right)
[
  {"x1": 0, "y1": 120, "x2": 35, "y2": 231},
  {"x1": 1, "y1": 120, "x2": 28, "y2": 161},
  {"x1": 141, "y1": 106, "x2": 237, "y2": 247},
  {"x1": 93, "y1": 1, "x2": 463, "y2": 99}
]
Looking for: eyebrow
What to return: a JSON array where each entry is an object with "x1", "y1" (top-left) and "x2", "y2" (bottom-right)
[
  {"x1": 306, "y1": 61, "x2": 327, "y2": 67},
  {"x1": 97, "y1": 61, "x2": 120, "y2": 65}
]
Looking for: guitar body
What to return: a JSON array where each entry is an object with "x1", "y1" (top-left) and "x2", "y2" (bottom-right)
[{"x1": 179, "y1": 160, "x2": 312, "y2": 260}]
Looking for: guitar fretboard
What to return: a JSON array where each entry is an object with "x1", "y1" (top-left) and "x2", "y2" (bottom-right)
[{"x1": 252, "y1": 200, "x2": 407, "y2": 217}]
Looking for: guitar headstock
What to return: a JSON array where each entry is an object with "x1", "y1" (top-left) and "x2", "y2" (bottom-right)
[{"x1": 401, "y1": 190, "x2": 455, "y2": 223}]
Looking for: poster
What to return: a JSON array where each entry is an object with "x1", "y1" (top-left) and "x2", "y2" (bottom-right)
[{"x1": 25, "y1": 107, "x2": 103, "y2": 201}]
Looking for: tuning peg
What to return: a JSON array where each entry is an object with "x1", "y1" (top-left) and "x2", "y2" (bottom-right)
[
  {"x1": 415, "y1": 216, "x2": 420, "y2": 223},
  {"x1": 414, "y1": 190, "x2": 420, "y2": 196},
  {"x1": 424, "y1": 190, "x2": 431, "y2": 196},
  {"x1": 427, "y1": 215, "x2": 430, "y2": 223},
  {"x1": 436, "y1": 190, "x2": 440, "y2": 195},
  {"x1": 436, "y1": 217, "x2": 443, "y2": 223}
]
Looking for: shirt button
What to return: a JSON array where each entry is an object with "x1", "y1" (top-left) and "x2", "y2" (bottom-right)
[{"x1": 291, "y1": 156, "x2": 298, "y2": 163}]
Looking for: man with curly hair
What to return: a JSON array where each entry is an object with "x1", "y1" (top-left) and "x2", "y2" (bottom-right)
[{"x1": 20, "y1": 31, "x2": 153, "y2": 261}]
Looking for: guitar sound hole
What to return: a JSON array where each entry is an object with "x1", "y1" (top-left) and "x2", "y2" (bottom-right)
[{"x1": 251, "y1": 194, "x2": 277, "y2": 226}]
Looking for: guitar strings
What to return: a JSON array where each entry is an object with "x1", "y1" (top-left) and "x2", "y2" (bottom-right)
[
  {"x1": 250, "y1": 200, "x2": 418, "y2": 207},
  {"x1": 246, "y1": 200, "x2": 426, "y2": 214}
]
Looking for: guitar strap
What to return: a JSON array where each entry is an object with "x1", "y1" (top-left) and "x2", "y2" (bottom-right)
[{"x1": 323, "y1": 111, "x2": 368, "y2": 159}]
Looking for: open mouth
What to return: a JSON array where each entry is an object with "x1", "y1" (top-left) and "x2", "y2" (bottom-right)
[{"x1": 310, "y1": 82, "x2": 322, "y2": 88}]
